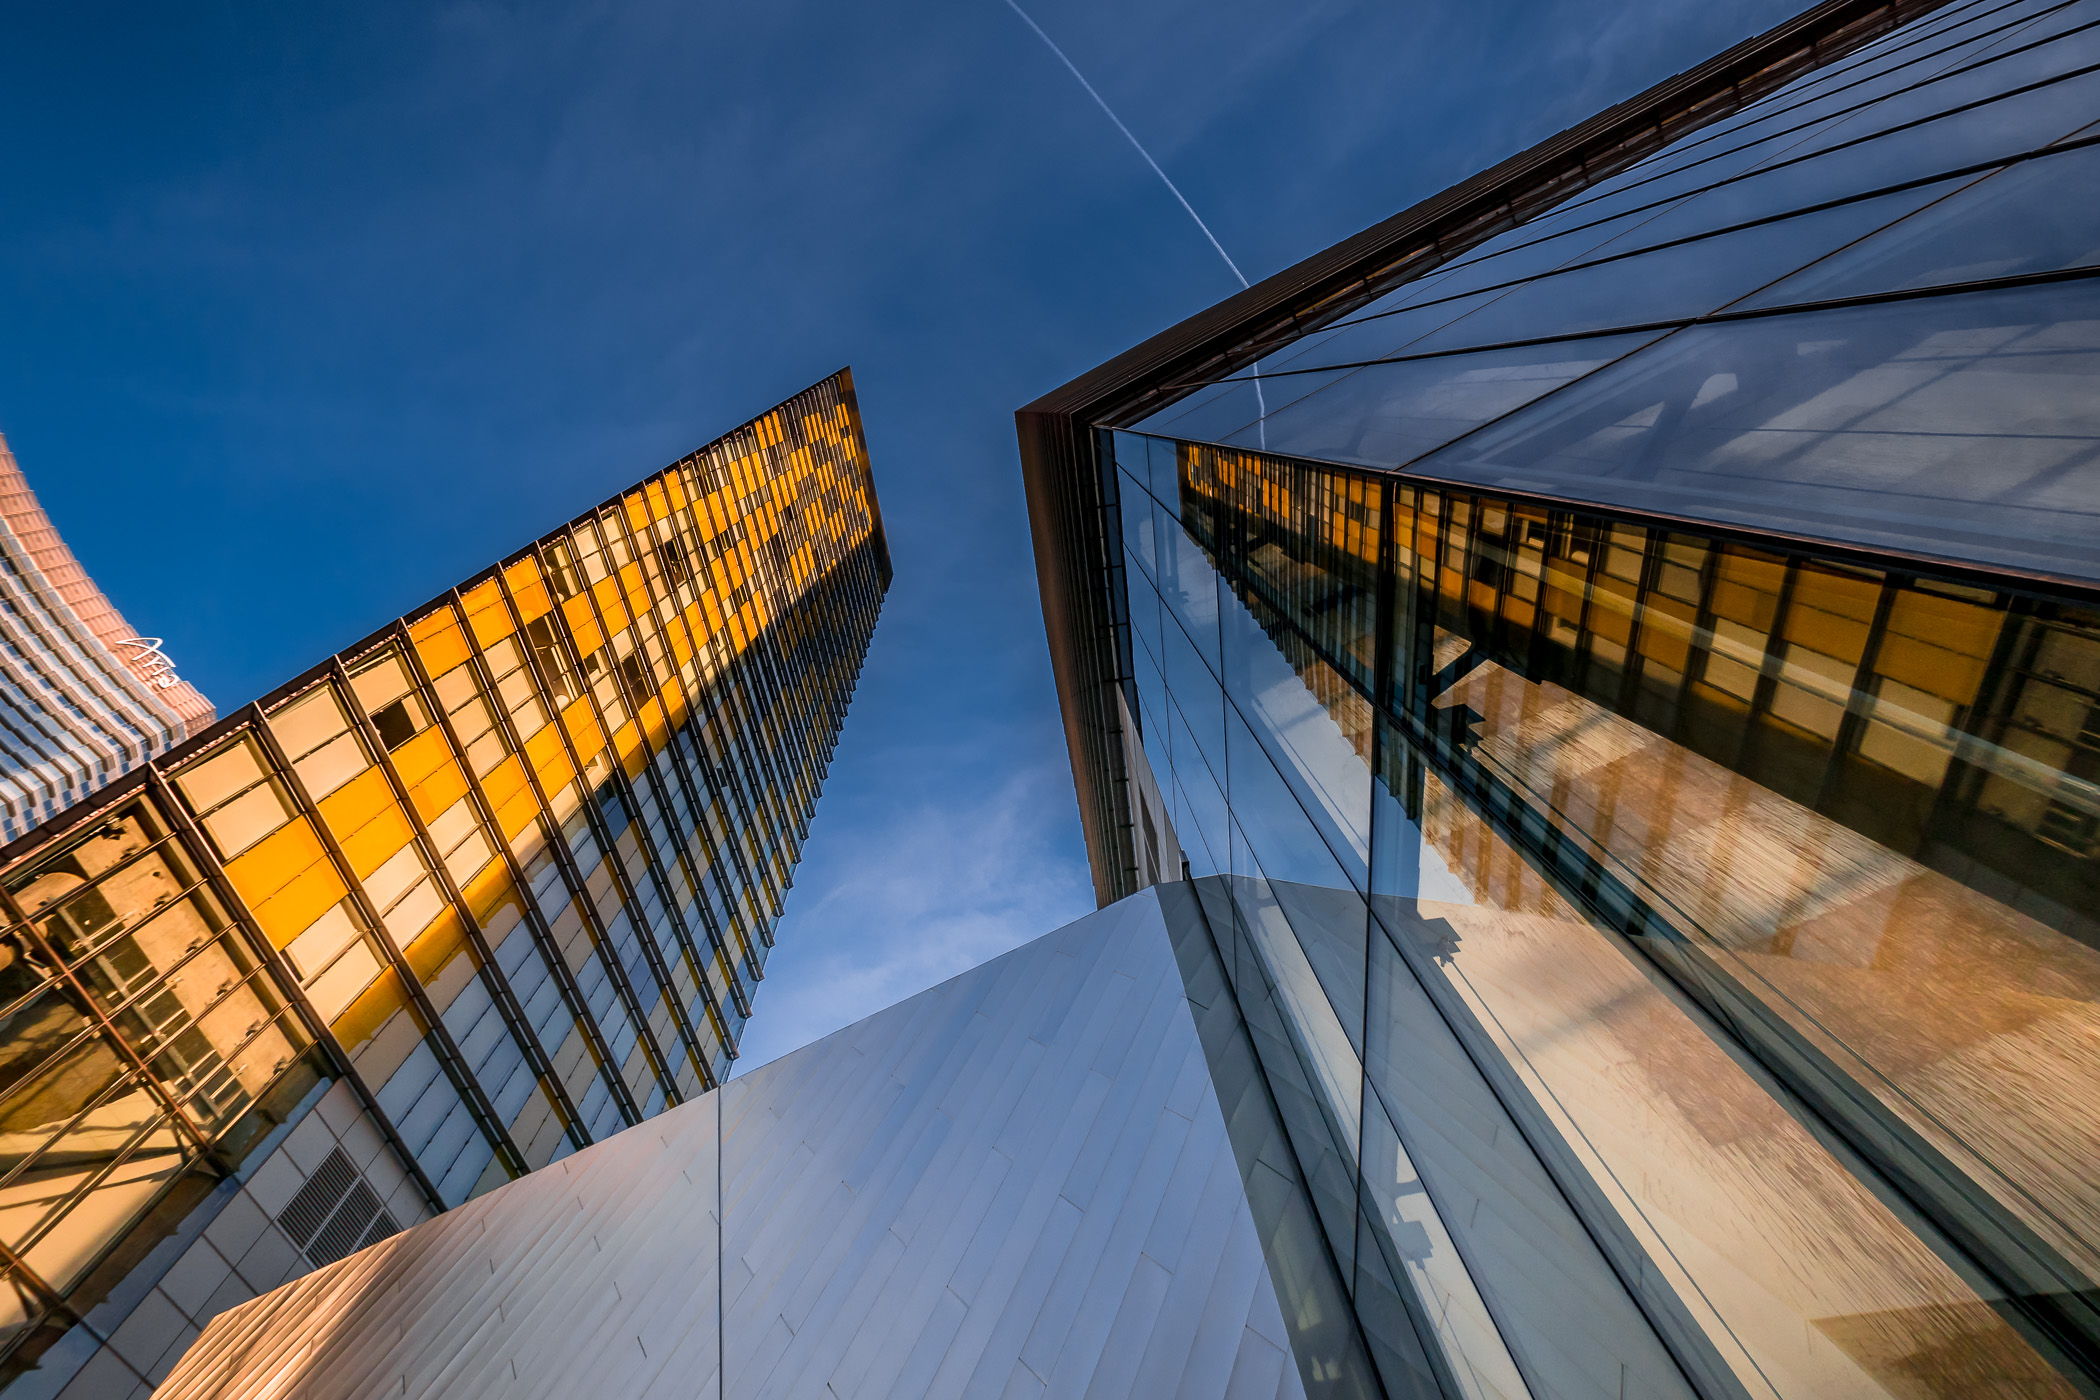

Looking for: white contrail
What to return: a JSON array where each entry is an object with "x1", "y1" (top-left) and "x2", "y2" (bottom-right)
[{"x1": 1003, "y1": 0, "x2": 1268, "y2": 443}]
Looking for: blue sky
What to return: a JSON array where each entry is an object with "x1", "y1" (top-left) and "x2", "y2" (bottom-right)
[{"x1": 0, "y1": 0, "x2": 1796, "y2": 1069}]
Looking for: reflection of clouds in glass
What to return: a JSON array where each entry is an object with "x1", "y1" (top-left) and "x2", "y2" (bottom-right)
[
  {"x1": 1417, "y1": 286, "x2": 2100, "y2": 579},
  {"x1": 1136, "y1": 415, "x2": 2100, "y2": 1390},
  {"x1": 1392, "y1": 878, "x2": 2066, "y2": 1398}
]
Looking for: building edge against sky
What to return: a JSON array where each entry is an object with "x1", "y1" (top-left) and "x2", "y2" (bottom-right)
[
  {"x1": 1021, "y1": 0, "x2": 2100, "y2": 1396},
  {"x1": 127, "y1": 2, "x2": 2100, "y2": 1400},
  {"x1": 0, "y1": 369, "x2": 887, "y2": 1397},
  {"x1": 0, "y1": 436, "x2": 215, "y2": 844},
  {"x1": 155, "y1": 888, "x2": 1319, "y2": 1400}
]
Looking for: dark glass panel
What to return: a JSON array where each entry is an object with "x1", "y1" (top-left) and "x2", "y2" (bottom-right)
[
  {"x1": 1125, "y1": 548, "x2": 1166, "y2": 689},
  {"x1": 1412, "y1": 280, "x2": 2100, "y2": 579},
  {"x1": 1153, "y1": 499, "x2": 1223, "y2": 676},
  {"x1": 1159, "y1": 588, "x2": 1229, "y2": 781},
  {"x1": 1189, "y1": 335, "x2": 1664, "y2": 472},
  {"x1": 1116, "y1": 466, "x2": 1159, "y2": 583},
  {"x1": 1748, "y1": 136, "x2": 2100, "y2": 305},
  {"x1": 1220, "y1": 591, "x2": 1373, "y2": 890},
  {"x1": 1287, "y1": 183, "x2": 1954, "y2": 377},
  {"x1": 1172, "y1": 774, "x2": 1227, "y2": 880},
  {"x1": 1142, "y1": 432, "x2": 1184, "y2": 518},
  {"x1": 1165, "y1": 700, "x2": 1230, "y2": 880},
  {"x1": 1156, "y1": 881, "x2": 1387, "y2": 1400},
  {"x1": 1210, "y1": 859, "x2": 1362, "y2": 1276}
]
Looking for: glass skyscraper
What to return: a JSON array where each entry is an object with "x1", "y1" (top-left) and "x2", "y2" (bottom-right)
[
  {"x1": 98, "y1": 0, "x2": 2100, "y2": 1397},
  {"x1": 0, "y1": 371, "x2": 886, "y2": 1397},
  {"x1": 1019, "y1": 0, "x2": 2100, "y2": 1394},
  {"x1": 0, "y1": 436, "x2": 215, "y2": 841}
]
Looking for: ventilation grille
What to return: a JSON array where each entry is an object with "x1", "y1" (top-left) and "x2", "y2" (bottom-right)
[
  {"x1": 309, "y1": 1182, "x2": 394, "y2": 1266},
  {"x1": 278, "y1": 1150, "x2": 356, "y2": 1247},
  {"x1": 356, "y1": 1209, "x2": 400, "y2": 1253},
  {"x1": 273, "y1": 1147, "x2": 402, "y2": 1268}
]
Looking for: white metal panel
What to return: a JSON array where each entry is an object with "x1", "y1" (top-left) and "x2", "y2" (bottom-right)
[{"x1": 154, "y1": 890, "x2": 1310, "y2": 1400}]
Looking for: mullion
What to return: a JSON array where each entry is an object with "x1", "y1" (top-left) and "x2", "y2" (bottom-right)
[
  {"x1": 397, "y1": 609, "x2": 593, "y2": 1150},
  {"x1": 249, "y1": 699, "x2": 529, "y2": 1181},
  {"x1": 571, "y1": 507, "x2": 723, "y2": 1078},
  {"x1": 535, "y1": 524, "x2": 701, "y2": 1102},
  {"x1": 461, "y1": 583, "x2": 645, "y2": 1128},
  {"x1": 499, "y1": 556, "x2": 676, "y2": 1116},
  {"x1": 601, "y1": 494, "x2": 752, "y2": 1058}
]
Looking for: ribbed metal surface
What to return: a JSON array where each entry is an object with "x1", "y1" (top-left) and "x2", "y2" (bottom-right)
[
  {"x1": 155, "y1": 891, "x2": 1311, "y2": 1400},
  {"x1": 0, "y1": 434, "x2": 213, "y2": 839}
]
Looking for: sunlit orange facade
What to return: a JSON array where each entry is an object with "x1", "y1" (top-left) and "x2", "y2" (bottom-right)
[{"x1": 0, "y1": 371, "x2": 886, "y2": 1393}]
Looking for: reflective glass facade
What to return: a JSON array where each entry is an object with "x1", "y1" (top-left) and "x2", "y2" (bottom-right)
[
  {"x1": 1112, "y1": 427, "x2": 2096, "y2": 1398},
  {"x1": 0, "y1": 370, "x2": 885, "y2": 1395},
  {"x1": 1025, "y1": 2, "x2": 2100, "y2": 1396},
  {"x1": 1135, "y1": 0, "x2": 2100, "y2": 578}
]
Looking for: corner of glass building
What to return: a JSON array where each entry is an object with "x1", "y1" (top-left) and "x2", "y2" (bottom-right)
[
  {"x1": 1020, "y1": 1, "x2": 2100, "y2": 1394},
  {"x1": 21, "y1": 0, "x2": 2100, "y2": 1392}
]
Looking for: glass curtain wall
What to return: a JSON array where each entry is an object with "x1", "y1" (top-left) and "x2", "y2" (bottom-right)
[
  {"x1": 1110, "y1": 425, "x2": 2100, "y2": 1399},
  {"x1": 0, "y1": 794, "x2": 316, "y2": 1377},
  {"x1": 0, "y1": 371, "x2": 886, "y2": 1380},
  {"x1": 1134, "y1": 0, "x2": 2100, "y2": 579},
  {"x1": 1097, "y1": 9, "x2": 2100, "y2": 1393}
]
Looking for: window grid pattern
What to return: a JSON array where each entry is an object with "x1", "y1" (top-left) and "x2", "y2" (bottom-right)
[
  {"x1": 1112, "y1": 422, "x2": 2100, "y2": 1396},
  {"x1": 0, "y1": 372, "x2": 885, "y2": 1371},
  {"x1": 0, "y1": 441, "x2": 216, "y2": 841},
  {"x1": 1134, "y1": 0, "x2": 2100, "y2": 582}
]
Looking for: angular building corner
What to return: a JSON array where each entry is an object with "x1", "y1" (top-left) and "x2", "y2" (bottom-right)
[
  {"x1": 0, "y1": 370, "x2": 886, "y2": 1398},
  {"x1": 156, "y1": 890, "x2": 1316, "y2": 1400},
  {"x1": 1016, "y1": 0, "x2": 2100, "y2": 1393},
  {"x1": 60, "y1": 0, "x2": 2100, "y2": 1396},
  {"x1": 0, "y1": 435, "x2": 216, "y2": 841}
]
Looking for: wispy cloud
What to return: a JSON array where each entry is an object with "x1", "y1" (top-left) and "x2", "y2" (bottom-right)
[{"x1": 734, "y1": 753, "x2": 1095, "y2": 1071}]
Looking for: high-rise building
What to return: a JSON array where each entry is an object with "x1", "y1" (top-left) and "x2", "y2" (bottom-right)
[
  {"x1": 137, "y1": 1, "x2": 2100, "y2": 1398},
  {"x1": 1014, "y1": 0, "x2": 2100, "y2": 1392},
  {"x1": 0, "y1": 371, "x2": 886, "y2": 1398},
  {"x1": 0, "y1": 436, "x2": 215, "y2": 841}
]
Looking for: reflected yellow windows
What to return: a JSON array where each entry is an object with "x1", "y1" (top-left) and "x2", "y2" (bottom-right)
[{"x1": 174, "y1": 739, "x2": 297, "y2": 861}]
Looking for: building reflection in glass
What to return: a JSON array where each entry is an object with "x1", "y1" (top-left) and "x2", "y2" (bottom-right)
[{"x1": 1109, "y1": 424, "x2": 2100, "y2": 1398}]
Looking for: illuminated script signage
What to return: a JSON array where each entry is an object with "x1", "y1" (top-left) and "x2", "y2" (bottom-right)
[{"x1": 115, "y1": 636, "x2": 184, "y2": 692}]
